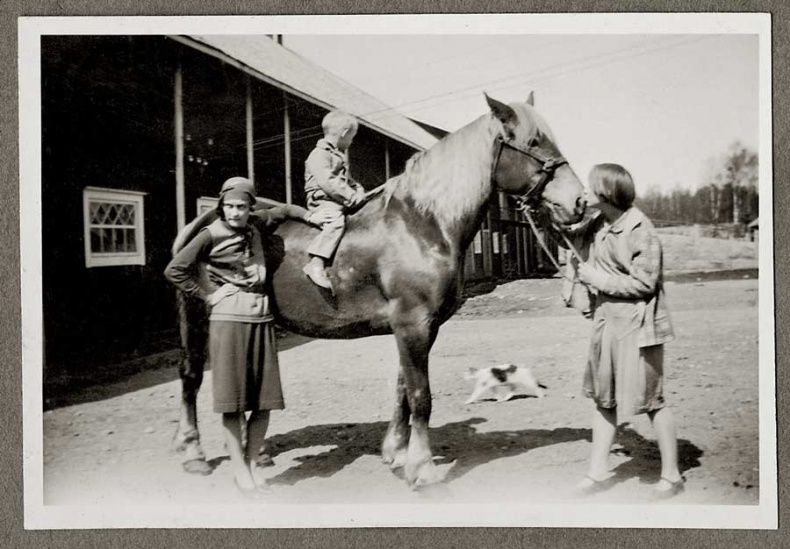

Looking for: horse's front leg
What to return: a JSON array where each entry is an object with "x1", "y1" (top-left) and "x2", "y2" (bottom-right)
[
  {"x1": 392, "y1": 308, "x2": 442, "y2": 487},
  {"x1": 172, "y1": 295, "x2": 212, "y2": 475},
  {"x1": 381, "y1": 370, "x2": 410, "y2": 469}
]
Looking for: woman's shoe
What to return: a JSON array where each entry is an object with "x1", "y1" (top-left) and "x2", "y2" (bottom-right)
[
  {"x1": 234, "y1": 474, "x2": 269, "y2": 500},
  {"x1": 650, "y1": 476, "x2": 685, "y2": 501},
  {"x1": 574, "y1": 474, "x2": 616, "y2": 496}
]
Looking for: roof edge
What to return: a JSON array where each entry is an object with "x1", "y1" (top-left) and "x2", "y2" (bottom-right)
[{"x1": 169, "y1": 35, "x2": 434, "y2": 151}]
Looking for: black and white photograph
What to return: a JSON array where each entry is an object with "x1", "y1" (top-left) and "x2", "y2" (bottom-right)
[{"x1": 19, "y1": 13, "x2": 775, "y2": 529}]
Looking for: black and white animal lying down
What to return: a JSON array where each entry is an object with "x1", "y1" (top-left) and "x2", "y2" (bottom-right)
[{"x1": 464, "y1": 364, "x2": 546, "y2": 404}]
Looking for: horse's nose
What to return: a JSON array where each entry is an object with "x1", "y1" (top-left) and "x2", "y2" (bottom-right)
[{"x1": 575, "y1": 195, "x2": 587, "y2": 216}]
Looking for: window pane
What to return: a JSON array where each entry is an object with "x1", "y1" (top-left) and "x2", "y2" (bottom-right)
[
  {"x1": 125, "y1": 228, "x2": 137, "y2": 252},
  {"x1": 90, "y1": 227, "x2": 102, "y2": 253},
  {"x1": 104, "y1": 229, "x2": 118, "y2": 253},
  {"x1": 89, "y1": 203, "x2": 101, "y2": 224},
  {"x1": 107, "y1": 204, "x2": 119, "y2": 225}
]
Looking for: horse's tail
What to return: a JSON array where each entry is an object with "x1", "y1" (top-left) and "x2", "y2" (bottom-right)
[{"x1": 170, "y1": 209, "x2": 216, "y2": 368}]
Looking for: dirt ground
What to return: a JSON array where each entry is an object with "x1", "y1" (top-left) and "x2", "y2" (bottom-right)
[{"x1": 41, "y1": 274, "x2": 762, "y2": 513}]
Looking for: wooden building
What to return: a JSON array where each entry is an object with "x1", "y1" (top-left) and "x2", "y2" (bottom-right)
[
  {"x1": 41, "y1": 35, "x2": 556, "y2": 376},
  {"x1": 41, "y1": 35, "x2": 434, "y2": 373}
]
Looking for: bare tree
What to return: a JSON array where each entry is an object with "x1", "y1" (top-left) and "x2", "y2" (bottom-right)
[{"x1": 704, "y1": 141, "x2": 758, "y2": 224}]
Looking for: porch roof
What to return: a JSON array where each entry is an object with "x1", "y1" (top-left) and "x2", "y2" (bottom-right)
[{"x1": 172, "y1": 35, "x2": 438, "y2": 151}]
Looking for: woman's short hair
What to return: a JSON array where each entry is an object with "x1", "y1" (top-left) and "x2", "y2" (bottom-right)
[
  {"x1": 588, "y1": 163, "x2": 636, "y2": 210},
  {"x1": 322, "y1": 110, "x2": 358, "y2": 137}
]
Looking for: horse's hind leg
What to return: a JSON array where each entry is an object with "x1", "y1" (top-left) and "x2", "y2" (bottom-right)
[
  {"x1": 172, "y1": 295, "x2": 212, "y2": 475},
  {"x1": 381, "y1": 370, "x2": 410, "y2": 469}
]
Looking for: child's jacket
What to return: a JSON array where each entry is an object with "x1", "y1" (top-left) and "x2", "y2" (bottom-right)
[{"x1": 304, "y1": 138, "x2": 363, "y2": 207}]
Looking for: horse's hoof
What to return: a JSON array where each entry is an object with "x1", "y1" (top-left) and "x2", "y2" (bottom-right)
[
  {"x1": 182, "y1": 459, "x2": 213, "y2": 476},
  {"x1": 383, "y1": 451, "x2": 408, "y2": 470},
  {"x1": 406, "y1": 461, "x2": 445, "y2": 488}
]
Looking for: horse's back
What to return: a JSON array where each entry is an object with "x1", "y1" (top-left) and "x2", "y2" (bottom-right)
[{"x1": 266, "y1": 195, "x2": 396, "y2": 339}]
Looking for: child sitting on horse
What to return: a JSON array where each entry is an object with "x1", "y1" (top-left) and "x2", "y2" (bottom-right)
[
  {"x1": 302, "y1": 109, "x2": 367, "y2": 292},
  {"x1": 165, "y1": 176, "x2": 317, "y2": 497}
]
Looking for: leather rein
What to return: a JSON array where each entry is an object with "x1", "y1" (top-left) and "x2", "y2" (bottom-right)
[{"x1": 490, "y1": 135, "x2": 584, "y2": 278}]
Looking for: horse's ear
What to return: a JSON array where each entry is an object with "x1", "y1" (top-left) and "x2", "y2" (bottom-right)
[
  {"x1": 485, "y1": 93, "x2": 517, "y2": 134},
  {"x1": 526, "y1": 91, "x2": 535, "y2": 106}
]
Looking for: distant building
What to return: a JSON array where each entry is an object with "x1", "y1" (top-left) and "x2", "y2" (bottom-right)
[{"x1": 747, "y1": 217, "x2": 759, "y2": 242}]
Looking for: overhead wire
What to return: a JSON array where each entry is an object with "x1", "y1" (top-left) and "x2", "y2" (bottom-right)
[
  {"x1": 247, "y1": 36, "x2": 671, "y2": 146},
  {"x1": 247, "y1": 34, "x2": 717, "y2": 153}
]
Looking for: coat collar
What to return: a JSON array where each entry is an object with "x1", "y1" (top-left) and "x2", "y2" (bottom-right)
[
  {"x1": 316, "y1": 138, "x2": 344, "y2": 157},
  {"x1": 607, "y1": 207, "x2": 644, "y2": 235}
]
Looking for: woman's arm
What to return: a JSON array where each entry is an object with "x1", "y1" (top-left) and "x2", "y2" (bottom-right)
[
  {"x1": 255, "y1": 204, "x2": 329, "y2": 227},
  {"x1": 164, "y1": 229, "x2": 213, "y2": 301},
  {"x1": 579, "y1": 227, "x2": 662, "y2": 299}
]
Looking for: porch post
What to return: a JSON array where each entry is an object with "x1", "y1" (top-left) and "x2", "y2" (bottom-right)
[
  {"x1": 283, "y1": 93, "x2": 292, "y2": 204},
  {"x1": 246, "y1": 75, "x2": 255, "y2": 185},
  {"x1": 174, "y1": 65, "x2": 186, "y2": 231}
]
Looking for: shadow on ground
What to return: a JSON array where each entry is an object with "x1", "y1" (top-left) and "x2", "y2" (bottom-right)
[
  {"x1": 44, "y1": 332, "x2": 315, "y2": 410},
  {"x1": 609, "y1": 423, "x2": 704, "y2": 484},
  {"x1": 261, "y1": 418, "x2": 703, "y2": 488}
]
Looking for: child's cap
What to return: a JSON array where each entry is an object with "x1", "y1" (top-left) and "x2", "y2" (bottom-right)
[{"x1": 220, "y1": 177, "x2": 256, "y2": 205}]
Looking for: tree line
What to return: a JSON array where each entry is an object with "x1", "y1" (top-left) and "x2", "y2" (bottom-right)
[{"x1": 635, "y1": 141, "x2": 758, "y2": 226}]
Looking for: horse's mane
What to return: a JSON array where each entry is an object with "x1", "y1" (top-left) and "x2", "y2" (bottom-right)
[
  {"x1": 388, "y1": 104, "x2": 550, "y2": 228},
  {"x1": 388, "y1": 116, "x2": 495, "y2": 227}
]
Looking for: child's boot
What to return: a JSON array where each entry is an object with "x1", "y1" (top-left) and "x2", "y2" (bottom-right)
[{"x1": 303, "y1": 256, "x2": 334, "y2": 292}]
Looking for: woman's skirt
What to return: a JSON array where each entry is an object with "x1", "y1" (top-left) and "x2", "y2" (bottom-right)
[
  {"x1": 582, "y1": 298, "x2": 665, "y2": 420},
  {"x1": 209, "y1": 320, "x2": 284, "y2": 413}
]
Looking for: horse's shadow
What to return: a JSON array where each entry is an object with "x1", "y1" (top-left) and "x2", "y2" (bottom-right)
[{"x1": 260, "y1": 418, "x2": 703, "y2": 487}]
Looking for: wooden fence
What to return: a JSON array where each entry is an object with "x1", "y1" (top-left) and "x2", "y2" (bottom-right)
[{"x1": 463, "y1": 200, "x2": 559, "y2": 283}]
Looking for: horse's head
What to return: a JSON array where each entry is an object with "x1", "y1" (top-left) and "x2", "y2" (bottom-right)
[{"x1": 486, "y1": 93, "x2": 586, "y2": 226}]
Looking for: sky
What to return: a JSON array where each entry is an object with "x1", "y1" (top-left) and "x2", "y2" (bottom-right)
[{"x1": 285, "y1": 34, "x2": 760, "y2": 195}]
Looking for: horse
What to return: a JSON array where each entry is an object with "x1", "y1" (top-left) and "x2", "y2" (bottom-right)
[{"x1": 171, "y1": 93, "x2": 587, "y2": 487}]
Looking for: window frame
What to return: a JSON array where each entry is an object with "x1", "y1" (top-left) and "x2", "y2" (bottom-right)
[
  {"x1": 83, "y1": 187, "x2": 147, "y2": 268},
  {"x1": 196, "y1": 196, "x2": 218, "y2": 216}
]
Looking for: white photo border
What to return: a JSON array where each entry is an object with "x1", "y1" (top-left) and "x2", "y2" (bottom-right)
[{"x1": 19, "y1": 13, "x2": 775, "y2": 530}]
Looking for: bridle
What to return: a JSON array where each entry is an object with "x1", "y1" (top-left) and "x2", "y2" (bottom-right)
[
  {"x1": 490, "y1": 134, "x2": 568, "y2": 210},
  {"x1": 490, "y1": 134, "x2": 583, "y2": 277}
]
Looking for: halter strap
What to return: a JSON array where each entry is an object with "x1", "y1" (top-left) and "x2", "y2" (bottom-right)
[
  {"x1": 491, "y1": 133, "x2": 583, "y2": 279},
  {"x1": 491, "y1": 135, "x2": 569, "y2": 208}
]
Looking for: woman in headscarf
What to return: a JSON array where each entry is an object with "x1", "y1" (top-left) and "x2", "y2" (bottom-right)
[{"x1": 165, "y1": 177, "x2": 319, "y2": 497}]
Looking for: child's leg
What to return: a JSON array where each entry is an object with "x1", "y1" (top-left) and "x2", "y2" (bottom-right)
[
  {"x1": 587, "y1": 405, "x2": 617, "y2": 479},
  {"x1": 306, "y1": 206, "x2": 345, "y2": 262},
  {"x1": 222, "y1": 412, "x2": 255, "y2": 490},
  {"x1": 648, "y1": 407, "x2": 682, "y2": 485}
]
